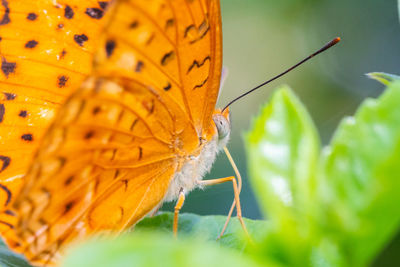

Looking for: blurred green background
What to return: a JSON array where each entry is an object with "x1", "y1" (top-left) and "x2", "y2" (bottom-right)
[{"x1": 162, "y1": 0, "x2": 400, "y2": 264}]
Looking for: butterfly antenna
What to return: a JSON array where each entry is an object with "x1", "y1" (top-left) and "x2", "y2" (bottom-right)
[{"x1": 222, "y1": 37, "x2": 341, "y2": 112}]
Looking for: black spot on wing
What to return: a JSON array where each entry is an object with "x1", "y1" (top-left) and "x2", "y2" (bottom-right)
[
  {"x1": 129, "y1": 20, "x2": 139, "y2": 29},
  {"x1": 3, "y1": 92, "x2": 15, "y2": 100},
  {"x1": 60, "y1": 49, "x2": 67, "y2": 59},
  {"x1": 116, "y1": 109, "x2": 125, "y2": 123},
  {"x1": 0, "y1": 156, "x2": 10, "y2": 172},
  {"x1": 25, "y1": 40, "x2": 38, "y2": 48},
  {"x1": 0, "y1": 183, "x2": 11, "y2": 206},
  {"x1": 84, "y1": 131, "x2": 94, "y2": 139},
  {"x1": 57, "y1": 23, "x2": 64, "y2": 29},
  {"x1": 92, "y1": 106, "x2": 101, "y2": 115},
  {"x1": 183, "y1": 24, "x2": 196, "y2": 38},
  {"x1": 85, "y1": 8, "x2": 104, "y2": 19},
  {"x1": 138, "y1": 147, "x2": 143, "y2": 160},
  {"x1": 146, "y1": 33, "x2": 155, "y2": 46},
  {"x1": 184, "y1": 24, "x2": 196, "y2": 38},
  {"x1": 26, "y1": 13, "x2": 37, "y2": 21},
  {"x1": 0, "y1": 0, "x2": 10, "y2": 25},
  {"x1": 4, "y1": 209, "x2": 15, "y2": 216},
  {"x1": 113, "y1": 169, "x2": 120, "y2": 179},
  {"x1": 161, "y1": 51, "x2": 175, "y2": 66},
  {"x1": 110, "y1": 149, "x2": 117, "y2": 161},
  {"x1": 18, "y1": 110, "x2": 27, "y2": 118},
  {"x1": 21, "y1": 133, "x2": 33, "y2": 141},
  {"x1": 1, "y1": 57, "x2": 16, "y2": 77},
  {"x1": 0, "y1": 103, "x2": 4, "y2": 122},
  {"x1": 130, "y1": 119, "x2": 138, "y2": 131},
  {"x1": 58, "y1": 157, "x2": 66, "y2": 169},
  {"x1": 165, "y1": 18, "x2": 174, "y2": 30},
  {"x1": 64, "y1": 201, "x2": 74, "y2": 214},
  {"x1": 187, "y1": 56, "x2": 211, "y2": 74},
  {"x1": 105, "y1": 40, "x2": 116, "y2": 58},
  {"x1": 98, "y1": 2, "x2": 109, "y2": 9},
  {"x1": 193, "y1": 77, "x2": 208, "y2": 90},
  {"x1": 58, "y1": 75, "x2": 68, "y2": 88},
  {"x1": 163, "y1": 83, "x2": 171, "y2": 91},
  {"x1": 74, "y1": 34, "x2": 88, "y2": 46},
  {"x1": 121, "y1": 180, "x2": 128, "y2": 191},
  {"x1": 64, "y1": 176, "x2": 74, "y2": 186},
  {"x1": 64, "y1": 5, "x2": 74, "y2": 19},
  {"x1": 135, "y1": 61, "x2": 144, "y2": 72}
]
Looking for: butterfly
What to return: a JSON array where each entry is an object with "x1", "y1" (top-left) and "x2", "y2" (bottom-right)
[{"x1": 0, "y1": 0, "x2": 247, "y2": 266}]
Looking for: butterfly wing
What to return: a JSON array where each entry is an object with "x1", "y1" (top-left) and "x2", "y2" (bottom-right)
[
  {"x1": 2, "y1": 77, "x2": 180, "y2": 265},
  {"x1": 1, "y1": 0, "x2": 223, "y2": 265},
  {"x1": 0, "y1": 0, "x2": 112, "y2": 214},
  {"x1": 94, "y1": 0, "x2": 222, "y2": 135}
]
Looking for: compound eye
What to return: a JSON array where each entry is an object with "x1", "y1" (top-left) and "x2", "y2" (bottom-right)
[{"x1": 213, "y1": 114, "x2": 230, "y2": 140}]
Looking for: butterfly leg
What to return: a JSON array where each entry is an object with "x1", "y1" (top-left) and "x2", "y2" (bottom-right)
[
  {"x1": 173, "y1": 188, "x2": 185, "y2": 238},
  {"x1": 198, "y1": 176, "x2": 249, "y2": 238},
  {"x1": 218, "y1": 147, "x2": 243, "y2": 239}
]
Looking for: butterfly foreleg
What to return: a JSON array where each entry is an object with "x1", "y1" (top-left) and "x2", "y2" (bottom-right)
[
  {"x1": 173, "y1": 188, "x2": 185, "y2": 238},
  {"x1": 198, "y1": 176, "x2": 249, "y2": 238}
]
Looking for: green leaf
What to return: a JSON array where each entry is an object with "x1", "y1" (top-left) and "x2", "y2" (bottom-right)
[
  {"x1": 244, "y1": 81, "x2": 400, "y2": 266},
  {"x1": 61, "y1": 234, "x2": 265, "y2": 267},
  {"x1": 367, "y1": 72, "x2": 400, "y2": 85},
  {"x1": 245, "y1": 86, "x2": 319, "y2": 219},
  {"x1": 317, "y1": 80, "x2": 400, "y2": 266},
  {"x1": 135, "y1": 212, "x2": 270, "y2": 250},
  {"x1": 245, "y1": 86, "x2": 320, "y2": 265},
  {"x1": 0, "y1": 240, "x2": 32, "y2": 267},
  {"x1": 61, "y1": 213, "x2": 272, "y2": 267}
]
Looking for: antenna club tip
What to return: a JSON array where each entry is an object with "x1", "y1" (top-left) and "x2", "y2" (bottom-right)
[
  {"x1": 321, "y1": 37, "x2": 341, "y2": 51},
  {"x1": 333, "y1": 37, "x2": 341, "y2": 43}
]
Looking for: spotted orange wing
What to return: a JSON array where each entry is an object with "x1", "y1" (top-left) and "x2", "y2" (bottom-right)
[
  {"x1": 94, "y1": 0, "x2": 222, "y2": 135},
  {"x1": 5, "y1": 78, "x2": 181, "y2": 265},
  {"x1": 1, "y1": 0, "x2": 223, "y2": 266},
  {"x1": 0, "y1": 0, "x2": 113, "y2": 217}
]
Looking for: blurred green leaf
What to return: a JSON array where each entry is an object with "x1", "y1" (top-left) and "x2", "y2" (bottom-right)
[
  {"x1": 317, "y1": 80, "x2": 400, "y2": 266},
  {"x1": 245, "y1": 81, "x2": 400, "y2": 266},
  {"x1": 367, "y1": 72, "x2": 400, "y2": 85},
  {"x1": 245, "y1": 86, "x2": 319, "y2": 219},
  {"x1": 61, "y1": 213, "x2": 271, "y2": 267},
  {"x1": 61, "y1": 234, "x2": 263, "y2": 267},
  {"x1": 245, "y1": 86, "x2": 320, "y2": 265},
  {"x1": 136, "y1": 212, "x2": 270, "y2": 249},
  {"x1": 0, "y1": 240, "x2": 31, "y2": 267}
]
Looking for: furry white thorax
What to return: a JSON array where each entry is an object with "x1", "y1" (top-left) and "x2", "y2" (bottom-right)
[{"x1": 163, "y1": 116, "x2": 231, "y2": 202}]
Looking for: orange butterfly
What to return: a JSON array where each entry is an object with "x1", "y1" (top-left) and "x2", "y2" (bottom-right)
[{"x1": 0, "y1": 0, "x2": 247, "y2": 266}]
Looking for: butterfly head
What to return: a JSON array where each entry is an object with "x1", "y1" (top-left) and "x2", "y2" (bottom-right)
[{"x1": 212, "y1": 107, "x2": 231, "y2": 149}]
